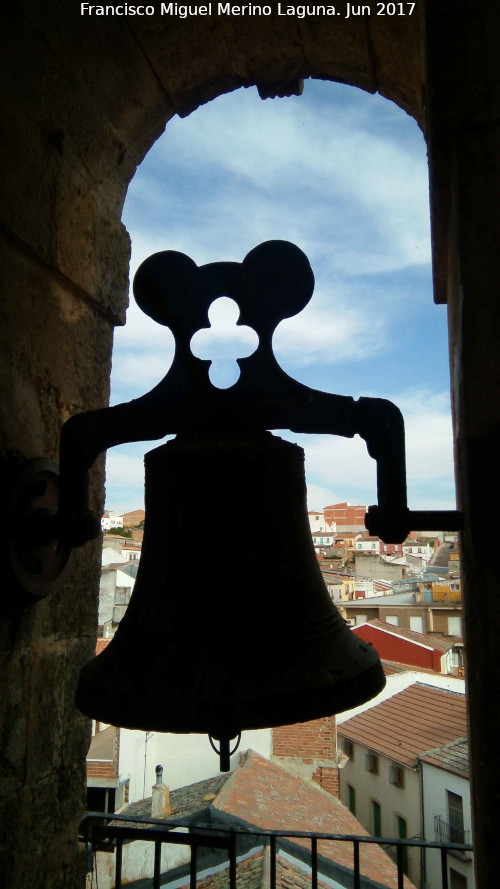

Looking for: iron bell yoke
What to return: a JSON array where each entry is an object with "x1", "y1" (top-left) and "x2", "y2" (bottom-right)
[{"x1": 9, "y1": 240, "x2": 463, "y2": 770}]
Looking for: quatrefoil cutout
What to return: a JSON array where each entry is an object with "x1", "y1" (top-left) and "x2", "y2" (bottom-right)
[{"x1": 190, "y1": 297, "x2": 259, "y2": 389}]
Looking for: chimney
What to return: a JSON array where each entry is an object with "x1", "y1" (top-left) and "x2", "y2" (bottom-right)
[
  {"x1": 272, "y1": 716, "x2": 342, "y2": 798},
  {"x1": 151, "y1": 764, "x2": 170, "y2": 818}
]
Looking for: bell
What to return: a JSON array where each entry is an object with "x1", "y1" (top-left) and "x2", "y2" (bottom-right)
[{"x1": 76, "y1": 430, "x2": 385, "y2": 743}]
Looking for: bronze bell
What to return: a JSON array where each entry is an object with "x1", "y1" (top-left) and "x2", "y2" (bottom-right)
[
  {"x1": 76, "y1": 430, "x2": 385, "y2": 741},
  {"x1": 59, "y1": 239, "x2": 402, "y2": 769}
]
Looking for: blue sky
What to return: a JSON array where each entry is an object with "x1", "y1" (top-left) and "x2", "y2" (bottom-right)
[{"x1": 106, "y1": 79, "x2": 456, "y2": 515}]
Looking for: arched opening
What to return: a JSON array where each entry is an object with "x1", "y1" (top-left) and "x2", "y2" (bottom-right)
[
  {"x1": 96, "y1": 85, "x2": 457, "y2": 868},
  {"x1": 108, "y1": 79, "x2": 453, "y2": 518}
]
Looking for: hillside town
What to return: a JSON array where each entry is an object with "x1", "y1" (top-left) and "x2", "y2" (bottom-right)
[{"x1": 87, "y1": 502, "x2": 470, "y2": 889}]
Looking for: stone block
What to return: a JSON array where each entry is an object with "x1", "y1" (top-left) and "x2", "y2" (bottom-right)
[
  {"x1": 0, "y1": 242, "x2": 114, "y2": 458},
  {"x1": 1, "y1": 110, "x2": 131, "y2": 323},
  {"x1": 369, "y1": 6, "x2": 426, "y2": 123},
  {"x1": 23, "y1": 0, "x2": 175, "y2": 165}
]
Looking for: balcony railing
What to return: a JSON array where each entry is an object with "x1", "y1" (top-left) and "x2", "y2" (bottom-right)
[
  {"x1": 434, "y1": 814, "x2": 473, "y2": 861},
  {"x1": 80, "y1": 811, "x2": 474, "y2": 889}
]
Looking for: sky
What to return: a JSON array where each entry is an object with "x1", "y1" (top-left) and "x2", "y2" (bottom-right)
[{"x1": 105, "y1": 78, "x2": 456, "y2": 516}]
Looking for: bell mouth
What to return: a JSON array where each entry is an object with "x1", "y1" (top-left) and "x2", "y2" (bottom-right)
[{"x1": 76, "y1": 620, "x2": 385, "y2": 739}]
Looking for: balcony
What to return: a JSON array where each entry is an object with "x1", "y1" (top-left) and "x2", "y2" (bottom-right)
[
  {"x1": 81, "y1": 811, "x2": 474, "y2": 889},
  {"x1": 434, "y1": 814, "x2": 473, "y2": 861}
]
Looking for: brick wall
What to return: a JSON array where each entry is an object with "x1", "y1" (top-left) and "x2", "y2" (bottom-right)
[
  {"x1": 311, "y1": 766, "x2": 340, "y2": 797},
  {"x1": 86, "y1": 761, "x2": 118, "y2": 781},
  {"x1": 87, "y1": 726, "x2": 119, "y2": 781},
  {"x1": 273, "y1": 717, "x2": 336, "y2": 764},
  {"x1": 273, "y1": 718, "x2": 340, "y2": 797}
]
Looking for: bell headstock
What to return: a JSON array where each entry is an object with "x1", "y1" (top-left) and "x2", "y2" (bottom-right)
[{"x1": 133, "y1": 240, "x2": 314, "y2": 348}]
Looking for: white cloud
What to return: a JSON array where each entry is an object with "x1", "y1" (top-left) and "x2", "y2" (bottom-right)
[
  {"x1": 125, "y1": 83, "x2": 431, "y2": 279},
  {"x1": 273, "y1": 299, "x2": 386, "y2": 367}
]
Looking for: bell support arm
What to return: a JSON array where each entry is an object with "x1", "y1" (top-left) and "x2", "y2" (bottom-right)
[
  {"x1": 354, "y1": 396, "x2": 463, "y2": 542},
  {"x1": 354, "y1": 396, "x2": 410, "y2": 544},
  {"x1": 58, "y1": 389, "x2": 183, "y2": 546},
  {"x1": 285, "y1": 390, "x2": 410, "y2": 543},
  {"x1": 289, "y1": 390, "x2": 462, "y2": 544}
]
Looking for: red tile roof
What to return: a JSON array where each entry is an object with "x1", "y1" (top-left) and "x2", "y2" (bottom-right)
[
  {"x1": 338, "y1": 683, "x2": 467, "y2": 767},
  {"x1": 381, "y1": 659, "x2": 442, "y2": 676},
  {"x1": 96, "y1": 638, "x2": 112, "y2": 655},
  {"x1": 213, "y1": 750, "x2": 414, "y2": 888}
]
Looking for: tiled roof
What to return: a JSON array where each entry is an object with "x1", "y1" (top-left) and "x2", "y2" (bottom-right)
[
  {"x1": 419, "y1": 736, "x2": 469, "y2": 778},
  {"x1": 215, "y1": 750, "x2": 414, "y2": 886},
  {"x1": 381, "y1": 660, "x2": 441, "y2": 677},
  {"x1": 123, "y1": 772, "x2": 229, "y2": 822},
  {"x1": 382, "y1": 661, "x2": 405, "y2": 676},
  {"x1": 358, "y1": 619, "x2": 454, "y2": 653},
  {"x1": 122, "y1": 750, "x2": 414, "y2": 888},
  {"x1": 338, "y1": 683, "x2": 467, "y2": 767},
  {"x1": 96, "y1": 638, "x2": 112, "y2": 655}
]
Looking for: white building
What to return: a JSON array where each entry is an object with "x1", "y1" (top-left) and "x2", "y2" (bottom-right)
[
  {"x1": 122, "y1": 542, "x2": 142, "y2": 562},
  {"x1": 99, "y1": 564, "x2": 135, "y2": 630},
  {"x1": 338, "y1": 683, "x2": 468, "y2": 888},
  {"x1": 101, "y1": 510, "x2": 124, "y2": 531},
  {"x1": 101, "y1": 535, "x2": 128, "y2": 566},
  {"x1": 420, "y1": 737, "x2": 473, "y2": 889},
  {"x1": 308, "y1": 510, "x2": 326, "y2": 532},
  {"x1": 311, "y1": 530, "x2": 334, "y2": 551},
  {"x1": 356, "y1": 536, "x2": 380, "y2": 554},
  {"x1": 403, "y1": 539, "x2": 434, "y2": 565}
]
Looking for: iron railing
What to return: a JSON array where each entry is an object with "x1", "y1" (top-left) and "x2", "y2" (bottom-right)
[
  {"x1": 80, "y1": 811, "x2": 474, "y2": 889},
  {"x1": 434, "y1": 815, "x2": 473, "y2": 861}
]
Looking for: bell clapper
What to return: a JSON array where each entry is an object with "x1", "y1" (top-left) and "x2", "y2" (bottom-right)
[{"x1": 209, "y1": 733, "x2": 242, "y2": 772}]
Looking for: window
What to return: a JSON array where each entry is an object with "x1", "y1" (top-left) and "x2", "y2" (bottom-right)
[
  {"x1": 409, "y1": 615, "x2": 424, "y2": 633},
  {"x1": 448, "y1": 617, "x2": 462, "y2": 636},
  {"x1": 365, "y1": 752, "x2": 379, "y2": 774},
  {"x1": 449, "y1": 869, "x2": 467, "y2": 889},
  {"x1": 386, "y1": 615, "x2": 399, "y2": 626},
  {"x1": 448, "y1": 791, "x2": 465, "y2": 843},
  {"x1": 347, "y1": 784, "x2": 356, "y2": 816},
  {"x1": 389, "y1": 765, "x2": 405, "y2": 788},
  {"x1": 372, "y1": 800, "x2": 382, "y2": 837},
  {"x1": 342, "y1": 738, "x2": 354, "y2": 759},
  {"x1": 86, "y1": 786, "x2": 116, "y2": 814}
]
